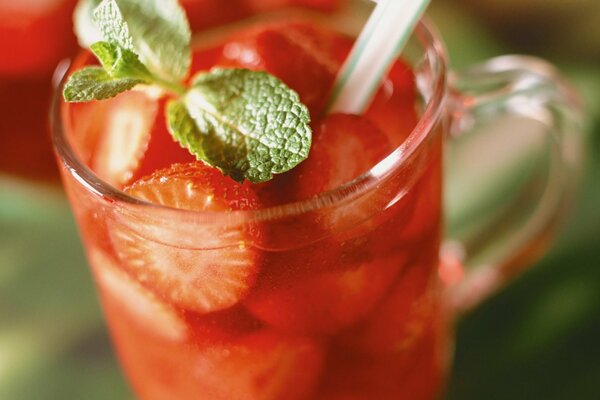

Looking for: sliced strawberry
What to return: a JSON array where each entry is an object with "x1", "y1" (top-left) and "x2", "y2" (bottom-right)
[
  {"x1": 365, "y1": 59, "x2": 418, "y2": 148},
  {"x1": 129, "y1": 99, "x2": 196, "y2": 182},
  {"x1": 259, "y1": 240, "x2": 340, "y2": 277},
  {"x1": 294, "y1": 114, "x2": 390, "y2": 198},
  {"x1": 245, "y1": 253, "x2": 405, "y2": 335},
  {"x1": 69, "y1": 90, "x2": 159, "y2": 188},
  {"x1": 296, "y1": 0, "x2": 339, "y2": 10},
  {"x1": 181, "y1": 0, "x2": 339, "y2": 35},
  {"x1": 190, "y1": 44, "x2": 227, "y2": 74},
  {"x1": 317, "y1": 351, "x2": 414, "y2": 400},
  {"x1": 289, "y1": 113, "x2": 392, "y2": 237},
  {"x1": 188, "y1": 331, "x2": 325, "y2": 399},
  {"x1": 257, "y1": 223, "x2": 388, "y2": 291},
  {"x1": 0, "y1": 0, "x2": 78, "y2": 77},
  {"x1": 353, "y1": 132, "x2": 442, "y2": 261},
  {"x1": 111, "y1": 322, "x2": 324, "y2": 400},
  {"x1": 66, "y1": 100, "x2": 105, "y2": 168},
  {"x1": 89, "y1": 249, "x2": 188, "y2": 342},
  {"x1": 218, "y1": 22, "x2": 352, "y2": 116},
  {"x1": 111, "y1": 163, "x2": 262, "y2": 314},
  {"x1": 318, "y1": 320, "x2": 447, "y2": 400},
  {"x1": 320, "y1": 297, "x2": 449, "y2": 400},
  {"x1": 251, "y1": 171, "x2": 298, "y2": 207},
  {"x1": 180, "y1": 0, "x2": 251, "y2": 32},
  {"x1": 184, "y1": 306, "x2": 264, "y2": 344},
  {"x1": 382, "y1": 136, "x2": 443, "y2": 246},
  {"x1": 245, "y1": 0, "x2": 339, "y2": 12},
  {"x1": 250, "y1": 115, "x2": 396, "y2": 272},
  {"x1": 336, "y1": 254, "x2": 438, "y2": 356}
]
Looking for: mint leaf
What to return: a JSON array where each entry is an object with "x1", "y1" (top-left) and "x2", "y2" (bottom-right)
[
  {"x1": 93, "y1": 0, "x2": 191, "y2": 82},
  {"x1": 73, "y1": 0, "x2": 102, "y2": 48},
  {"x1": 63, "y1": 67, "x2": 144, "y2": 102},
  {"x1": 93, "y1": 0, "x2": 134, "y2": 50},
  {"x1": 166, "y1": 99, "x2": 208, "y2": 158},
  {"x1": 176, "y1": 68, "x2": 311, "y2": 183},
  {"x1": 90, "y1": 41, "x2": 151, "y2": 80}
]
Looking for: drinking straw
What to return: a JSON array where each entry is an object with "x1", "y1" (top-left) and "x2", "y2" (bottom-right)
[{"x1": 328, "y1": 0, "x2": 431, "y2": 114}]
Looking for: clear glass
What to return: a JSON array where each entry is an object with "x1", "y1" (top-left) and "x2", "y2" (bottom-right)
[{"x1": 51, "y1": 1, "x2": 584, "y2": 399}]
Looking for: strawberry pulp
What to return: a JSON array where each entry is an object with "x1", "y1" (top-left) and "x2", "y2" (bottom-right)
[{"x1": 61, "y1": 16, "x2": 447, "y2": 400}]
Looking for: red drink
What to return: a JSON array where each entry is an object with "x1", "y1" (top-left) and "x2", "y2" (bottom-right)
[{"x1": 56, "y1": 8, "x2": 449, "y2": 400}]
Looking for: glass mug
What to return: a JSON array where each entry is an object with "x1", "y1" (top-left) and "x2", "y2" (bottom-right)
[{"x1": 51, "y1": 1, "x2": 584, "y2": 398}]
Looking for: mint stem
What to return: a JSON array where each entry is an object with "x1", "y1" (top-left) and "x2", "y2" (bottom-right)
[{"x1": 151, "y1": 75, "x2": 187, "y2": 97}]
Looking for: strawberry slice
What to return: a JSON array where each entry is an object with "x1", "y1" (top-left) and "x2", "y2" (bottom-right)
[
  {"x1": 372, "y1": 136, "x2": 443, "y2": 251},
  {"x1": 129, "y1": 99, "x2": 196, "y2": 182},
  {"x1": 318, "y1": 321, "x2": 447, "y2": 400},
  {"x1": 188, "y1": 331, "x2": 325, "y2": 399},
  {"x1": 111, "y1": 323, "x2": 323, "y2": 400},
  {"x1": 65, "y1": 90, "x2": 159, "y2": 188},
  {"x1": 89, "y1": 249, "x2": 188, "y2": 342},
  {"x1": 397, "y1": 143, "x2": 443, "y2": 243},
  {"x1": 245, "y1": 0, "x2": 339, "y2": 12},
  {"x1": 352, "y1": 131, "x2": 442, "y2": 260},
  {"x1": 218, "y1": 22, "x2": 352, "y2": 116},
  {"x1": 111, "y1": 163, "x2": 262, "y2": 314},
  {"x1": 190, "y1": 44, "x2": 227, "y2": 73},
  {"x1": 180, "y1": 0, "x2": 251, "y2": 32},
  {"x1": 294, "y1": 114, "x2": 390, "y2": 198},
  {"x1": 245, "y1": 253, "x2": 405, "y2": 335},
  {"x1": 337, "y1": 254, "x2": 438, "y2": 356},
  {"x1": 181, "y1": 0, "x2": 339, "y2": 34},
  {"x1": 184, "y1": 306, "x2": 264, "y2": 345},
  {"x1": 90, "y1": 91, "x2": 159, "y2": 188},
  {"x1": 290, "y1": 113, "x2": 392, "y2": 236},
  {"x1": 259, "y1": 240, "x2": 342, "y2": 277},
  {"x1": 319, "y1": 296, "x2": 449, "y2": 400},
  {"x1": 252, "y1": 115, "x2": 395, "y2": 270},
  {"x1": 365, "y1": 59, "x2": 418, "y2": 148}
]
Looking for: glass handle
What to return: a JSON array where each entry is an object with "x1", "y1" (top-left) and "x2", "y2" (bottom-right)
[{"x1": 442, "y1": 55, "x2": 586, "y2": 313}]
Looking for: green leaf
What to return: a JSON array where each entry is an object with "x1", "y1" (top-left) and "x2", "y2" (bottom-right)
[
  {"x1": 178, "y1": 68, "x2": 312, "y2": 183},
  {"x1": 166, "y1": 99, "x2": 208, "y2": 160},
  {"x1": 90, "y1": 41, "x2": 151, "y2": 80},
  {"x1": 63, "y1": 67, "x2": 144, "y2": 102},
  {"x1": 73, "y1": 0, "x2": 103, "y2": 48},
  {"x1": 92, "y1": 0, "x2": 135, "y2": 51},
  {"x1": 93, "y1": 0, "x2": 191, "y2": 81}
]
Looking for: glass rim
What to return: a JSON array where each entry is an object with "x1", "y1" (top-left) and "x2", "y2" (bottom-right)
[{"x1": 50, "y1": 19, "x2": 448, "y2": 224}]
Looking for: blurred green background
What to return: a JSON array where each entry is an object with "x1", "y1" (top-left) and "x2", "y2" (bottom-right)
[
  {"x1": 433, "y1": 1, "x2": 600, "y2": 399},
  {"x1": 0, "y1": 0, "x2": 599, "y2": 398}
]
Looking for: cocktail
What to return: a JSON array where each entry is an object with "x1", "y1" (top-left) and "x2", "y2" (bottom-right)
[{"x1": 52, "y1": 0, "x2": 583, "y2": 398}]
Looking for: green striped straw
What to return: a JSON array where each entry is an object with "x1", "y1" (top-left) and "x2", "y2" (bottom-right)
[{"x1": 328, "y1": 0, "x2": 431, "y2": 114}]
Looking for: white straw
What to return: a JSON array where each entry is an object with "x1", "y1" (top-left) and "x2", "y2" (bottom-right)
[{"x1": 328, "y1": 0, "x2": 431, "y2": 114}]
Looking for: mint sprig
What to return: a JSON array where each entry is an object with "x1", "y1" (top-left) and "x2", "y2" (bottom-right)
[
  {"x1": 172, "y1": 69, "x2": 311, "y2": 183},
  {"x1": 93, "y1": 0, "x2": 191, "y2": 81},
  {"x1": 63, "y1": 67, "x2": 145, "y2": 102},
  {"x1": 64, "y1": 0, "x2": 312, "y2": 183},
  {"x1": 90, "y1": 41, "x2": 151, "y2": 80},
  {"x1": 73, "y1": 0, "x2": 103, "y2": 48}
]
